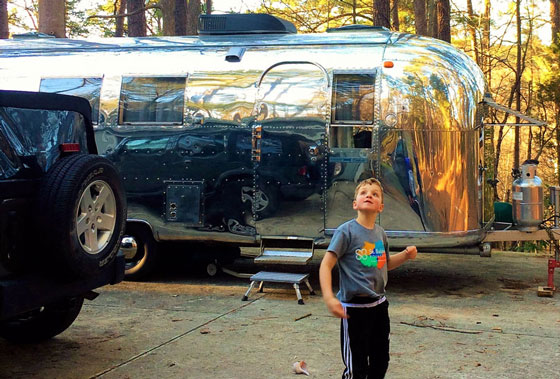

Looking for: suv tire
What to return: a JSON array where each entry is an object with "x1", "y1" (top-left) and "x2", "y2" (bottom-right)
[
  {"x1": 0, "y1": 297, "x2": 84, "y2": 343},
  {"x1": 39, "y1": 154, "x2": 126, "y2": 278}
]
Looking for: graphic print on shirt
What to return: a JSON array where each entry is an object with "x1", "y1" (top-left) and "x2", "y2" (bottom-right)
[{"x1": 355, "y1": 240, "x2": 386, "y2": 268}]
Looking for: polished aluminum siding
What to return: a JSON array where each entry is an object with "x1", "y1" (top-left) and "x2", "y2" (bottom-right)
[{"x1": 0, "y1": 31, "x2": 487, "y2": 248}]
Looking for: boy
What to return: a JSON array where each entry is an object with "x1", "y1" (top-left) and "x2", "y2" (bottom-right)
[{"x1": 319, "y1": 178, "x2": 417, "y2": 379}]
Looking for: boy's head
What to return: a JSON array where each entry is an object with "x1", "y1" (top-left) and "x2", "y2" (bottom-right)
[{"x1": 353, "y1": 178, "x2": 384, "y2": 214}]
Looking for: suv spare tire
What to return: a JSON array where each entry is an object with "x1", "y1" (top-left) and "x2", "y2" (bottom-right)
[{"x1": 39, "y1": 154, "x2": 126, "y2": 278}]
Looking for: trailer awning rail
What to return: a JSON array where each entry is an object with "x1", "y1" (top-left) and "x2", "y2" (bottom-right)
[{"x1": 482, "y1": 97, "x2": 547, "y2": 127}]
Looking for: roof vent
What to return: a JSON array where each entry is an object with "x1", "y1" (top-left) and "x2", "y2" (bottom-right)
[
  {"x1": 199, "y1": 14, "x2": 297, "y2": 35},
  {"x1": 326, "y1": 25, "x2": 389, "y2": 33}
]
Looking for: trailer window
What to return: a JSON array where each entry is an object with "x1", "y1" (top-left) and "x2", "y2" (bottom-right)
[
  {"x1": 119, "y1": 77, "x2": 185, "y2": 125},
  {"x1": 40, "y1": 78, "x2": 102, "y2": 124},
  {"x1": 332, "y1": 74, "x2": 375, "y2": 123}
]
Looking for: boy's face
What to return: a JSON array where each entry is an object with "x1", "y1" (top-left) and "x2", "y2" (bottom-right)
[{"x1": 353, "y1": 183, "x2": 384, "y2": 214}]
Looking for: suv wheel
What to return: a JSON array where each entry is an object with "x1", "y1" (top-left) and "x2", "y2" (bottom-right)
[
  {"x1": 241, "y1": 184, "x2": 279, "y2": 219},
  {"x1": 0, "y1": 297, "x2": 84, "y2": 343},
  {"x1": 39, "y1": 154, "x2": 126, "y2": 278}
]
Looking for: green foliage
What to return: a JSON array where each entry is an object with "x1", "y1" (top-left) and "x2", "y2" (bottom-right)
[{"x1": 511, "y1": 240, "x2": 548, "y2": 253}]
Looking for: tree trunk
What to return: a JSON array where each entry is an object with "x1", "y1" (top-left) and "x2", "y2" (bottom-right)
[
  {"x1": 115, "y1": 0, "x2": 127, "y2": 37},
  {"x1": 206, "y1": 0, "x2": 212, "y2": 14},
  {"x1": 160, "y1": 0, "x2": 174, "y2": 35},
  {"x1": 482, "y1": 0, "x2": 491, "y2": 82},
  {"x1": 414, "y1": 0, "x2": 427, "y2": 36},
  {"x1": 427, "y1": 0, "x2": 437, "y2": 37},
  {"x1": 186, "y1": 0, "x2": 200, "y2": 35},
  {"x1": 373, "y1": 0, "x2": 391, "y2": 28},
  {"x1": 514, "y1": 0, "x2": 521, "y2": 169},
  {"x1": 551, "y1": 0, "x2": 560, "y2": 184},
  {"x1": 466, "y1": 0, "x2": 480, "y2": 65},
  {"x1": 175, "y1": 0, "x2": 187, "y2": 35},
  {"x1": 552, "y1": 0, "x2": 560, "y2": 46},
  {"x1": 0, "y1": 0, "x2": 8, "y2": 39},
  {"x1": 436, "y1": 0, "x2": 450, "y2": 42},
  {"x1": 391, "y1": 0, "x2": 399, "y2": 31},
  {"x1": 127, "y1": 0, "x2": 146, "y2": 37},
  {"x1": 38, "y1": 0, "x2": 66, "y2": 38}
]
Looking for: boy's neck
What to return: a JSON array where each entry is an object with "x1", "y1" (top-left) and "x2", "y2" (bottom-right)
[{"x1": 355, "y1": 212, "x2": 378, "y2": 229}]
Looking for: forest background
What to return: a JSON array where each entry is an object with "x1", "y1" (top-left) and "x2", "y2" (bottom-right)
[{"x1": 1, "y1": 0, "x2": 560, "y2": 250}]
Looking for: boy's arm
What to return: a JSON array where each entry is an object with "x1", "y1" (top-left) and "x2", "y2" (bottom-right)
[
  {"x1": 387, "y1": 245, "x2": 417, "y2": 271},
  {"x1": 319, "y1": 251, "x2": 348, "y2": 319}
]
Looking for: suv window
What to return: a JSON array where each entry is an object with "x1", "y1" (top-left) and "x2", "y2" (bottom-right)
[
  {"x1": 119, "y1": 76, "x2": 186, "y2": 125},
  {"x1": 40, "y1": 78, "x2": 102, "y2": 124}
]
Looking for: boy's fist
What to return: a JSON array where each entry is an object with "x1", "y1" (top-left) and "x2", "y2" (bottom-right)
[
  {"x1": 405, "y1": 246, "x2": 417, "y2": 260},
  {"x1": 326, "y1": 297, "x2": 348, "y2": 319}
]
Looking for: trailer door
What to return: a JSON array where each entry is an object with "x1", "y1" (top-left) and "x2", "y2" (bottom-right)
[{"x1": 249, "y1": 62, "x2": 329, "y2": 238}]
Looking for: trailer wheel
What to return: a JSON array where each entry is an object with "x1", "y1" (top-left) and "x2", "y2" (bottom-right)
[
  {"x1": 39, "y1": 154, "x2": 126, "y2": 278},
  {"x1": 0, "y1": 297, "x2": 84, "y2": 343},
  {"x1": 122, "y1": 224, "x2": 159, "y2": 280}
]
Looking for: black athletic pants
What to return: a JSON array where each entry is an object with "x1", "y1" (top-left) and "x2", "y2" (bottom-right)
[{"x1": 340, "y1": 300, "x2": 390, "y2": 379}]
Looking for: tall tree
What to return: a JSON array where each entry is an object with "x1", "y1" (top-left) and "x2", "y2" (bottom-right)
[
  {"x1": 551, "y1": 0, "x2": 560, "y2": 184},
  {"x1": 38, "y1": 0, "x2": 65, "y2": 37},
  {"x1": 436, "y1": 0, "x2": 450, "y2": 42},
  {"x1": 466, "y1": 0, "x2": 479, "y2": 65},
  {"x1": 414, "y1": 0, "x2": 427, "y2": 36},
  {"x1": 127, "y1": 0, "x2": 146, "y2": 36},
  {"x1": 482, "y1": 0, "x2": 491, "y2": 80},
  {"x1": 552, "y1": 0, "x2": 560, "y2": 46},
  {"x1": 373, "y1": 0, "x2": 390, "y2": 28},
  {"x1": 186, "y1": 0, "x2": 200, "y2": 35},
  {"x1": 116, "y1": 0, "x2": 127, "y2": 37},
  {"x1": 0, "y1": 0, "x2": 8, "y2": 39},
  {"x1": 514, "y1": 0, "x2": 522, "y2": 169},
  {"x1": 175, "y1": 0, "x2": 187, "y2": 35},
  {"x1": 161, "y1": 0, "x2": 175, "y2": 35},
  {"x1": 391, "y1": 0, "x2": 399, "y2": 31}
]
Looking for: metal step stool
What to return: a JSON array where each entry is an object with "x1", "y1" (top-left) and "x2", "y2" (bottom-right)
[
  {"x1": 242, "y1": 237, "x2": 316, "y2": 304},
  {"x1": 242, "y1": 271, "x2": 316, "y2": 304}
]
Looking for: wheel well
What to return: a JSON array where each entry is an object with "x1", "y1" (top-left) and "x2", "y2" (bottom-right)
[{"x1": 125, "y1": 220, "x2": 156, "y2": 241}]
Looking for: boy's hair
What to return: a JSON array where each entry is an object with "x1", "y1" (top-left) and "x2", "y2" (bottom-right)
[{"x1": 354, "y1": 178, "x2": 384, "y2": 202}]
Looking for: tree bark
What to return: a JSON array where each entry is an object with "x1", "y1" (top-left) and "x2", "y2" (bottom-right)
[
  {"x1": 373, "y1": 0, "x2": 391, "y2": 28},
  {"x1": 391, "y1": 0, "x2": 399, "y2": 31},
  {"x1": 38, "y1": 0, "x2": 66, "y2": 38},
  {"x1": 427, "y1": 0, "x2": 437, "y2": 37},
  {"x1": 552, "y1": 0, "x2": 560, "y2": 46},
  {"x1": 160, "y1": 0, "x2": 174, "y2": 36},
  {"x1": 414, "y1": 0, "x2": 427, "y2": 36},
  {"x1": 436, "y1": 0, "x2": 450, "y2": 42},
  {"x1": 466, "y1": 0, "x2": 480, "y2": 65},
  {"x1": 115, "y1": 0, "x2": 127, "y2": 37},
  {"x1": 175, "y1": 0, "x2": 187, "y2": 35},
  {"x1": 514, "y1": 0, "x2": 521, "y2": 169},
  {"x1": 186, "y1": 0, "x2": 200, "y2": 35},
  {"x1": 127, "y1": 0, "x2": 146, "y2": 37},
  {"x1": 206, "y1": 0, "x2": 212, "y2": 14},
  {"x1": 482, "y1": 0, "x2": 491, "y2": 82},
  {"x1": 0, "y1": 0, "x2": 8, "y2": 39}
]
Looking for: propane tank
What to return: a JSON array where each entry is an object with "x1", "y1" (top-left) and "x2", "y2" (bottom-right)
[{"x1": 512, "y1": 160, "x2": 543, "y2": 231}]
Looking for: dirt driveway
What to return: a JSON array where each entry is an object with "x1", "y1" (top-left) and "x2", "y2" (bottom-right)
[{"x1": 1, "y1": 250, "x2": 559, "y2": 378}]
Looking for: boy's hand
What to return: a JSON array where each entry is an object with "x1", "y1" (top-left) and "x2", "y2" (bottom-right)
[
  {"x1": 405, "y1": 246, "x2": 417, "y2": 260},
  {"x1": 325, "y1": 297, "x2": 348, "y2": 319}
]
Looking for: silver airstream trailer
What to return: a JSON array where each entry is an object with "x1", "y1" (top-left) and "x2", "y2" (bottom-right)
[{"x1": 0, "y1": 14, "x2": 499, "y2": 278}]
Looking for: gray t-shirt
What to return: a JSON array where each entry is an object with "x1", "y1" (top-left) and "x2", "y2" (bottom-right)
[{"x1": 327, "y1": 219, "x2": 390, "y2": 303}]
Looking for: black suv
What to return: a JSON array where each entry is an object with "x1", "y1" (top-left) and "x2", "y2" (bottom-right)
[{"x1": 0, "y1": 90, "x2": 126, "y2": 342}]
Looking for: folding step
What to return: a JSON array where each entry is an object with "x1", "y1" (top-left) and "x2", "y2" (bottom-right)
[{"x1": 254, "y1": 237, "x2": 315, "y2": 265}]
